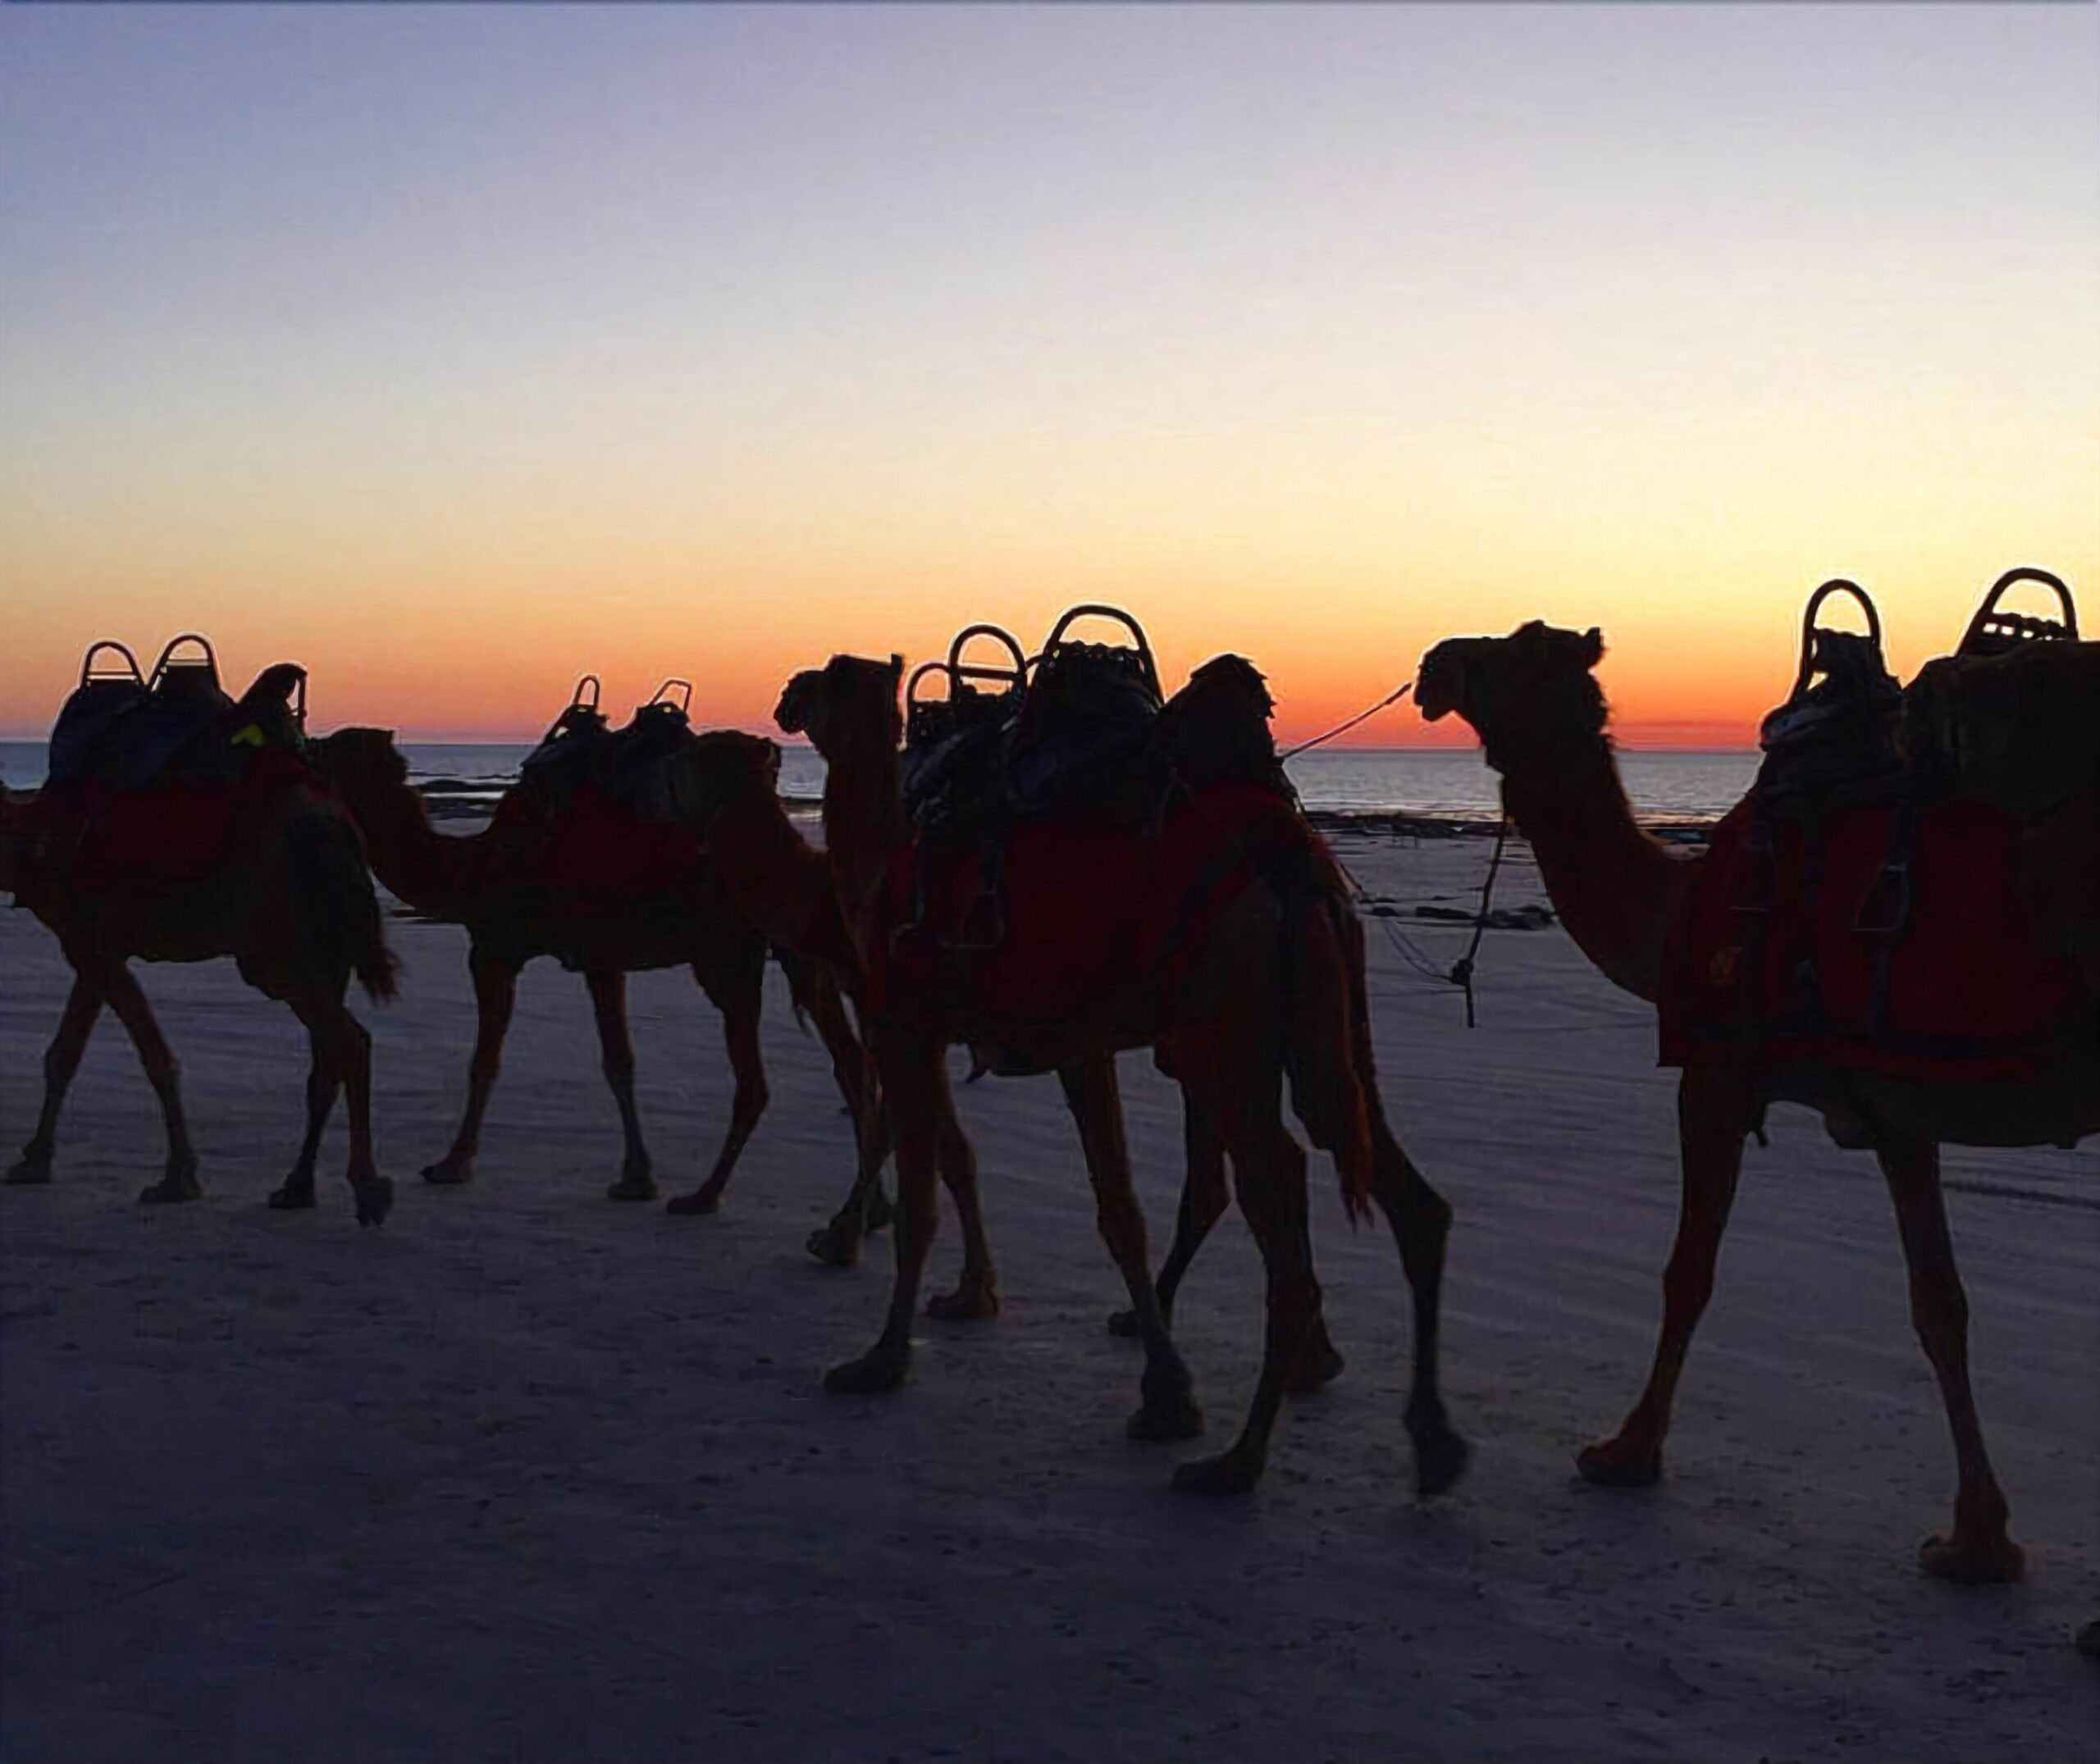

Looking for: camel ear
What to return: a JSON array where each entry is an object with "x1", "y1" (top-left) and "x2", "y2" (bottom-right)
[{"x1": 1580, "y1": 627, "x2": 1604, "y2": 670}]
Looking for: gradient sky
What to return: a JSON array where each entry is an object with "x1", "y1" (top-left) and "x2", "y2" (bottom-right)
[{"x1": 3, "y1": 7, "x2": 2095, "y2": 745}]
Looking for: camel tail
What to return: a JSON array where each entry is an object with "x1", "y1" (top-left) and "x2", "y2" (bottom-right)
[
  {"x1": 292, "y1": 809, "x2": 399, "y2": 1003},
  {"x1": 1280, "y1": 850, "x2": 1376, "y2": 1224}
]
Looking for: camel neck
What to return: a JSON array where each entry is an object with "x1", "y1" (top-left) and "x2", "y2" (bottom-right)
[
  {"x1": 819, "y1": 741, "x2": 906, "y2": 928},
  {"x1": 357, "y1": 777, "x2": 475, "y2": 922},
  {"x1": 704, "y1": 782, "x2": 860, "y2": 975},
  {"x1": 1495, "y1": 733, "x2": 1688, "y2": 1002}
]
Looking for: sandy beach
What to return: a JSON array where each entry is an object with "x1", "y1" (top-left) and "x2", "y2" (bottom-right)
[{"x1": 2, "y1": 825, "x2": 2093, "y2": 1762}]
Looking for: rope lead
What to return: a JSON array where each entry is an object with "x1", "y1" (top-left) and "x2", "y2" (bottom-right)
[{"x1": 1281, "y1": 681, "x2": 1413, "y2": 760}]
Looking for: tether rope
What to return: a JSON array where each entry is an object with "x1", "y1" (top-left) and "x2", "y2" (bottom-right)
[
  {"x1": 1328, "y1": 815, "x2": 1513, "y2": 1024},
  {"x1": 1281, "y1": 681, "x2": 1413, "y2": 759}
]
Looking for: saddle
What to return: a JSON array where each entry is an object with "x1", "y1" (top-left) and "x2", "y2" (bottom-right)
[
  {"x1": 487, "y1": 677, "x2": 713, "y2": 918},
  {"x1": 46, "y1": 636, "x2": 308, "y2": 792},
  {"x1": 514, "y1": 677, "x2": 701, "y2": 825},
  {"x1": 902, "y1": 606, "x2": 1175, "y2": 841},
  {"x1": 895, "y1": 609, "x2": 1305, "y2": 979},
  {"x1": 1901, "y1": 569, "x2": 2095, "y2": 822},
  {"x1": 25, "y1": 637, "x2": 320, "y2": 900},
  {"x1": 1659, "y1": 571, "x2": 2091, "y2": 1083}
]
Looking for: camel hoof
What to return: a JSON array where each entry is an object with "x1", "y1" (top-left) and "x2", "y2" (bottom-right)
[
  {"x1": 1414, "y1": 1426, "x2": 1472, "y2": 1499},
  {"x1": 1105, "y1": 1306, "x2": 1144, "y2": 1338},
  {"x1": 1286, "y1": 1332, "x2": 1346, "y2": 1394},
  {"x1": 605, "y1": 1174, "x2": 659, "y2": 1203},
  {"x1": 266, "y1": 1183, "x2": 317, "y2": 1212},
  {"x1": 806, "y1": 1222, "x2": 863, "y2": 1269},
  {"x1": 1171, "y1": 1449, "x2": 1262, "y2": 1497},
  {"x1": 2076, "y1": 1620, "x2": 2100, "y2": 1659},
  {"x1": 5, "y1": 1154, "x2": 53, "y2": 1187},
  {"x1": 353, "y1": 1177, "x2": 395, "y2": 1228},
  {"x1": 140, "y1": 1161, "x2": 203, "y2": 1206},
  {"x1": 1577, "y1": 1436, "x2": 1663, "y2": 1489},
  {"x1": 926, "y1": 1279, "x2": 999, "y2": 1322},
  {"x1": 823, "y1": 1348, "x2": 908, "y2": 1396},
  {"x1": 1127, "y1": 1392, "x2": 1203, "y2": 1443},
  {"x1": 664, "y1": 1189, "x2": 722, "y2": 1217},
  {"x1": 1920, "y1": 1529, "x2": 2025, "y2": 1585},
  {"x1": 420, "y1": 1156, "x2": 476, "y2": 1187}
]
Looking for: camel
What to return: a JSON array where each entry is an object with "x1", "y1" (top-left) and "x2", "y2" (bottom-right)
[
  {"x1": 1415, "y1": 619, "x2": 2097, "y2": 1583},
  {"x1": 306, "y1": 726, "x2": 883, "y2": 1219},
  {"x1": 2, "y1": 703, "x2": 397, "y2": 1224},
  {"x1": 685, "y1": 650, "x2": 1467, "y2": 1497},
  {"x1": 807, "y1": 645, "x2": 1349, "y2": 1380}
]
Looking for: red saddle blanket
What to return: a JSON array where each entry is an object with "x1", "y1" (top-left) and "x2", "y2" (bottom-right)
[
  {"x1": 16, "y1": 748, "x2": 323, "y2": 900},
  {"x1": 871, "y1": 781, "x2": 1321, "y2": 1030},
  {"x1": 1659, "y1": 795, "x2": 2083, "y2": 1080},
  {"x1": 486, "y1": 782, "x2": 704, "y2": 902}
]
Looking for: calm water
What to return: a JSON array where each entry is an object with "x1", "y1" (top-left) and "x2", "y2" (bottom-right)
[{"x1": 1, "y1": 739, "x2": 1755, "y2": 823}]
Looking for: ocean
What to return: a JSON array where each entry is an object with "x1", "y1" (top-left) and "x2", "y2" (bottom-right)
[{"x1": 0, "y1": 739, "x2": 1757, "y2": 824}]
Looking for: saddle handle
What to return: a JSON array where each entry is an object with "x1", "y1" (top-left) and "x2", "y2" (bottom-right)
[
  {"x1": 1957, "y1": 567, "x2": 2078, "y2": 657},
  {"x1": 147, "y1": 632, "x2": 221, "y2": 692},
  {"x1": 1036, "y1": 604, "x2": 1162, "y2": 698},
  {"x1": 946, "y1": 623, "x2": 1029, "y2": 688},
  {"x1": 79, "y1": 640, "x2": 144, "y2": 689},
  {"x1": 1787, "y1": 580, "x2": 1883, "y2": 701},
  {"x1": 906, "y1": 625, "x2": 1030, "y2": 718},
  {"x1": 648, "y1": 678, "x2": 694, "y2": 713},
  {"x1": 569, "y1": 673, "x2": 603, "y2": 714}
]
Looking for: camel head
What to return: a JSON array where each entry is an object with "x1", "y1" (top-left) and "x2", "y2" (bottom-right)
[
  {"x1": 775, "y1": 654, "x2": 905, "y2": 762},
  {"x1": 305, "y1": 727, "x2": 410, "y2": 811},
  {"x1": 1416, "y1": 622, "x2": 1609, "y2": 777}
]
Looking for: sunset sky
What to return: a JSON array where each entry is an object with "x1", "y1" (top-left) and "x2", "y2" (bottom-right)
[{"x1": 3, "y1": 7, "x2": 2094, "y2": 746}]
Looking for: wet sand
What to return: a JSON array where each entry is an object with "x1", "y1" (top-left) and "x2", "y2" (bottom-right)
[{"x1": 3, "y1": 829, "x2": 2094, "y2": 1762}]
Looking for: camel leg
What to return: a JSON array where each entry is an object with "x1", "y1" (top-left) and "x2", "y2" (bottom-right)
[
  {"x1": 810, "y1": 1102, "x2": 897, "y2": 1266},
  {"x1": 667, "y1": 959, "x2": 769, "y2": 1216},
  {"x1": 1106, "y1": 1090, "x2": 1228, "y2": 1339},
  {"x1": 269, "y1": 1007, "x2": 342, "y2": 1210},
  {"x1": 1878, "y1": 1138, "x2": 2023, "y2": 1584},
  {"x1": 586, "y1": 969, "x2": 656, "y2": 1201},
  {"x1": 7, "y1": 973, "x2": 103, "y2": 1185},
  {"x1": 273, "y1": 986, "x2": 391, "y2": 1226},
  {"x1": 423, "y1": 941, "x2": 518, "y2": 1185},
  {"x1": 794, "y1": 966, "x2": 897, "y2": 1266},
  {"x1": 1368, "y1": 1105, "x2": 1469, "y2": 1495},
  {"x1": 824, "y1": 1034, "x2": 945, "y2": 1395},
  {"x1": 1579, "y1": 1064, "x2": 1746, "y2": 1488},
  {"x1": 1061, "y1": 1058, "x2": 1201, "y2": 1438},
  {"x1": 926, "y1": 1104, "x2": 1000, "y2": 1320},
  {"x1": 85, "y1": 963, "x2": 203, "y2": 1205},
  {"x1": 1173, "y1": 1065, "x2": 1317, "y2": 1495}
]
